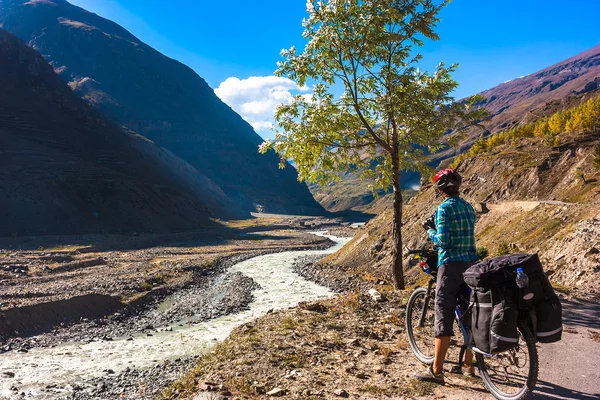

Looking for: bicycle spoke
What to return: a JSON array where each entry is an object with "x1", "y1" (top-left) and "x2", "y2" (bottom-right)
[{"x1": 477, "y1": 323, "x2": 538, "y2": 399}]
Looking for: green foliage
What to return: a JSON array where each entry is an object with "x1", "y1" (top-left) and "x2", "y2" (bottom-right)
[
  {"x1": 451, "y1": 96, "x2": 600, "y2": 168},
  {"x1": 594, "y1": 144, "x2": 600, "y2": 170},
  {"x1": 140, "y1": 281, "x2": 153, "y2": 291},
  {"x1": 260, "y1": 0, "x2": 488, "y2": 288},
  {"x1": 496, "y1": 241, "x2": 510, "y2": 256},
  {"x1": 261, "y1": 0, "x2": 487, "y2": 190},
  {"x1": 476, "y1": 246, "x2": 489, "y2": 260}
]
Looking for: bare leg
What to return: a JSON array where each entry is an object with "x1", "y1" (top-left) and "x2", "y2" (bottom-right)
[
  {"x1": 464, "y1": 348, "x2": 473, "y2": 367},
  {"x1": 433, "y1": 336, "x2": 451, "y2": 375}
]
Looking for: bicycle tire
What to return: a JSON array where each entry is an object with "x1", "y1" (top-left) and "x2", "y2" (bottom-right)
[
  {"x1": 476, "y1": 321, "x2": 539, "y2": 400},
  {"x1": 406, "y1": 287, "x2": 435, "y2": 365}
]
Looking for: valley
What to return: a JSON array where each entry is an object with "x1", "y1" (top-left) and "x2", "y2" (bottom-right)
[
  {"x1": 0, "y1": 215, "x2": 353, "y2": 399},
  {"x1": 0, "y1": 1, "x2": 599, "y2": 399}
]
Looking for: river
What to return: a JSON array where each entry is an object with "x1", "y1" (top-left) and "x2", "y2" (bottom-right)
[{"x1": 0, "y1": 232, "x2": 350, "y2": 399}]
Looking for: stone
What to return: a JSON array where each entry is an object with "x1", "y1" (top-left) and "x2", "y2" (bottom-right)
[
  {"x1": 334, "y1": 389, "x2": 349, "y2": 397},
  {"x1": 473, "y1": 202, "x2": 489, "y2": 214},
  {"x1": 2, "y1": 371, "x2": 15, "y2": 378},
  {"x1": 368, "y1": 289, "x2": 384, "y2": 302},
  {"x1": 266, "y1": 388, "x2": 286, "y2": 396}
]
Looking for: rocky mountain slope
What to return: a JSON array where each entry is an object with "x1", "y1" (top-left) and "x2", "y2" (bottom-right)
[
  {"x1": 321, "y1": 117, "x2": 600, "y2": 297},
  {"x1": 310, "y1": 45, "x2": 600, "y2": 212},
  {"x1": 0, "y1": 0, "x2": 324, "y2": 215},
  {"x1": 473, "y1": 44, "x2": 600, "y2": 135},
  {"x1": 0, "y1": 28, "x2": 244, "y2": 236}
]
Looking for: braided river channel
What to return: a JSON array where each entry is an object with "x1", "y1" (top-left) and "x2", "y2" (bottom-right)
[{"x1": 0, "y1": 232, "x2": 350, "y2": 399}]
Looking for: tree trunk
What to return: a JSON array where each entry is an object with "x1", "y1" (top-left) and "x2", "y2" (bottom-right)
[{"x1": 391, "y1": 153, "x2": 404, "y2": 289}]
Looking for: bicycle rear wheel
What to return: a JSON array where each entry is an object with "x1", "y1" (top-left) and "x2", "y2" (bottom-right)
[
  {"x1": 476, "y1": 321, "x2": 538, "y2": 400},
  {"x1": 406, "y1": 287, "x2": 435, "y2": 365}
]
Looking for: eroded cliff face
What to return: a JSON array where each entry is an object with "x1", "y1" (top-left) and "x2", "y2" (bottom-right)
[
  {"x1": 0, "y1": 0, "x2": 324, "y2": 215},
  {"x1": 0, "y1": 28, "x2": 244, "y2": 236},
  {"x1": 324, "y1": 131, "x2": 600, "y2": 297}
]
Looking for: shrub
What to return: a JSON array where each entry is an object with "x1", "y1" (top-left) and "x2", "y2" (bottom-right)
[
  {"x1": 140, "y1": 281, "x2": 153, "y2": 291},
  {"x1": 594, "y1": 144, "x2": 600, "y2": 170},
  {"x1": 496, "y1": 241, "x2": 510, "y2": 256},
  {"x1": 476, "y1": 246, "x2": 489, "y2": 260}
]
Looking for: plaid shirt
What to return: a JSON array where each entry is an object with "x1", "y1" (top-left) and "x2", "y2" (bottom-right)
[{"x1": 427, "y1": 196, "x2": 478, "y2": 266}]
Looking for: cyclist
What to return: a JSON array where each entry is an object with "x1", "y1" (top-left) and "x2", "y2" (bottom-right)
[{"x1": 414, "y1": 168, "x2": 478, "y2": 384}]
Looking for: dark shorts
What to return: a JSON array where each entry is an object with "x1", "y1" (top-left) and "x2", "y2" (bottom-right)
[{"x1": 434, "y1": 261, "x2": 473, "y2": 337}]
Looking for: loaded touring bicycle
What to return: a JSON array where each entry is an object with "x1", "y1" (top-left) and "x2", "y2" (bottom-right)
[{"x1": 405, "y1": 246, "x2": 562, "y2": 400}]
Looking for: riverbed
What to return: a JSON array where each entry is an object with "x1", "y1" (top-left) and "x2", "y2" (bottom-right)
[{"x1": 0, "y1": 232, "x2": 350, "y2": 399}]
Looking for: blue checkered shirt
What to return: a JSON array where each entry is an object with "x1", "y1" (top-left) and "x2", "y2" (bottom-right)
[{"x1": 427, "y1": 196, "x2": 478, "y2": 266}]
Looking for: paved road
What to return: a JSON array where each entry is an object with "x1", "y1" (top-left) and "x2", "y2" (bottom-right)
[
  {"x1": 427, "y1": 296, "x2": 600, "y2": 400},
  {"x1": 534, "y1": 297, "x2": 600, "y2": 399}
]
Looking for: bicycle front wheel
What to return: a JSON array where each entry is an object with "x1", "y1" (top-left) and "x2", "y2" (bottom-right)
[
  {"x1": 406, "y1": 287, "x2": 436, "y2": 365},
  {"x1": 476, "y1": 321, "x2": 539, "y2": 400}
]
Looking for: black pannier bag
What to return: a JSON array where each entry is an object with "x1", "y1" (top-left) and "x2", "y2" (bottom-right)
[
  {"x1": 529, "y1": 270, "x2": 563, "y2": 343},
  {"x1": 465, "y1": 253, "x2": 562, "y2": 345},
  {"x1": 471, "y1": 286, "x2": 519, "y2": 354},
  {"x1": 464, "y1": 253, "x2": 543, "y2": 289}
]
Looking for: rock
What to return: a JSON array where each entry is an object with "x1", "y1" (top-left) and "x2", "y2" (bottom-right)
[
  {"x1": 355, "y1": 373, "x2": 368, "y2": 379},
  {"x1": 266, "y1": 388, "x2": 286, "y2": 396},
  {"x1": 198, "y1": 381, "x2": 217, "y2": 391},
  {"x1": 585, "y1": 247, "x2": 599, "y2": 257},
  {"x1": 473, "y1": 202, "x2": 489, "y2": 214},
  {"x1": 368, "y1": 289, "x2": 384, "y2": 302},
  {"x1": 334, "y1": 388, "x2": 349, "y2": 397},
  {"x1": 2, "y1": 371, "x2": 15, "y2": 378},
  {"x1": 369, "y1": 240, "x2": 384, "y2": 255}
]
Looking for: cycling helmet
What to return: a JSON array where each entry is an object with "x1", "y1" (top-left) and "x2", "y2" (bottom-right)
[{"x1": 433, "y1": 168, "x2": 462, "y2": 191}]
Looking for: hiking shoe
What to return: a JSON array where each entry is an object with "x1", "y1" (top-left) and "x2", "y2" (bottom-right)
[
  {"x1": 413, "y1": 366, "x2": 445, "y2": 384},
  {"x1": 462, "y1": 363, "x2": 476, "y2": 377}
]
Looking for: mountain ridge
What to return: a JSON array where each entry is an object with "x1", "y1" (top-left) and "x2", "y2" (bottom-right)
[
  {"x1": 0, "y1": 28, "x2": 244, "y2": 236},
  {"x1": 0, "y1": 0, "x2": 325, "y2": 215}
]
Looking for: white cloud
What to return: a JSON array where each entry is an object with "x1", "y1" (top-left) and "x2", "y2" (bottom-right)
[{"x1": 215, "y1": 76, "x2": 309, "y2": 136}]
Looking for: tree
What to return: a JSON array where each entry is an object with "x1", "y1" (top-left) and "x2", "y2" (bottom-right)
[{"x1": 260, "y1": 0, "x2": 487, "y2": 289}]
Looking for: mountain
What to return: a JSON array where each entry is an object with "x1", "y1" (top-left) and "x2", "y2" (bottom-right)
[
  {"x1": 0, "y1": 0, "x2": 324, "y2": 215},
  {"x1": 311, "y1": 45, "x2": 600, "y2": 212},
  {"x1": 0, "y1": 28, "x2": 246, "y2": 236},
  {"x1": 473, "y1": 45, "x2": 600, "y2": 135}
]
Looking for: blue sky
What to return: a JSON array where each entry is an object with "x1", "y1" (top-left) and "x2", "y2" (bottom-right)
[{"x1": 69, "y1": 0, "x2": 600, "y2": 137}]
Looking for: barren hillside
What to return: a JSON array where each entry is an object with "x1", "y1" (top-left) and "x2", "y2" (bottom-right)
[{"x1": 0, "y1": 29, "x2": 243, "y2": 236}]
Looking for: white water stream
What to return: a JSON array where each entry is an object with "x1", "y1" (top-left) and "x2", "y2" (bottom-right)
[{"x1": 0, "y1": 232, "x2": 350, "y2": 399}]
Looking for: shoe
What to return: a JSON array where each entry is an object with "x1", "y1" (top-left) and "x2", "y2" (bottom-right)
[
  {"x1": 413, "y1": 366, "x2": 445, "y2": 384},
  {"x1": 462, "y1": 363, "x2": 475, "y2": 377}
]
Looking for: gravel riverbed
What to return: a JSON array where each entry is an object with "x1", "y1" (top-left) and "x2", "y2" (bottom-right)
[{"x1": 0, "y1": 231, "x2": 348, "y2": 400}]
